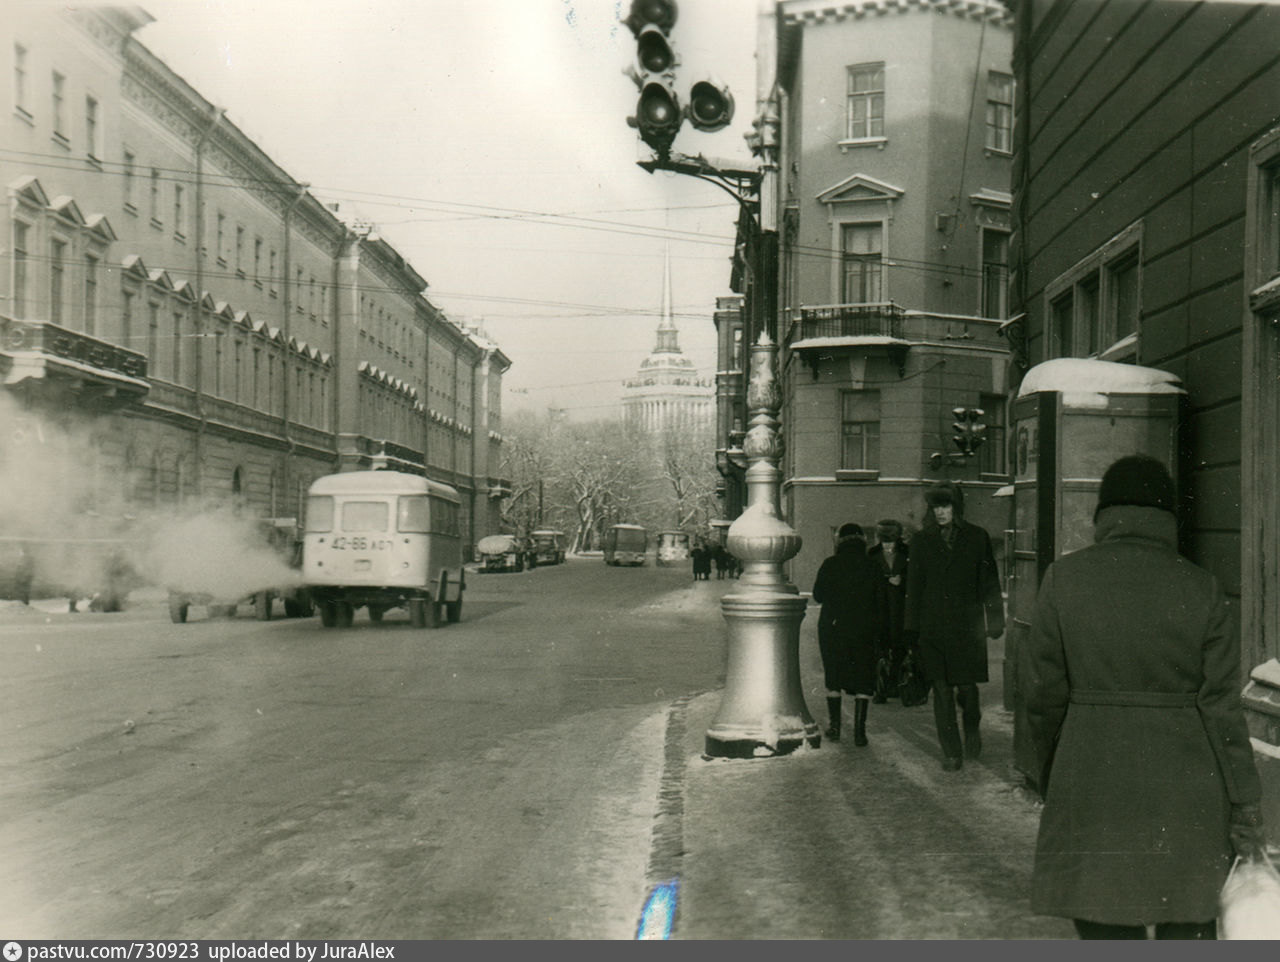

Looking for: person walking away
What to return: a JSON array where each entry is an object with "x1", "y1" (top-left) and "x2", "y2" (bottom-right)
[
  {"x1": 1022, "y1": 454, "x2": 1265, "y2": 940},
  {"x1": 690, "y1": 542, "x2": 707, "y2": 581},
  {"x1": 903, "y1": 481, "x2": 1004, "y2": 770},
  {"x1": 713, "y1": 543, "x2": 730, "y2": 580},
  {"x1": 811, "y1": 523, "x2": 881, "y2": 745},
  {"x1": 869, "y1": 519, "x2": 909, "y2": 703}
]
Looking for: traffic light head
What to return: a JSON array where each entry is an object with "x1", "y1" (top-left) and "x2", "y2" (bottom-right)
[
  {"x1": 633, "y1": 81, "x2": 682, "y2": 157},
  {"x1": 687, "y1": 78, "x2": 734, "y2": 132}
]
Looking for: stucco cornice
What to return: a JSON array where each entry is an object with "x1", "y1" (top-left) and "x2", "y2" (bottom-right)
[{"x1": 781, "y1": 0, "x2": 1013, "y2": 28}]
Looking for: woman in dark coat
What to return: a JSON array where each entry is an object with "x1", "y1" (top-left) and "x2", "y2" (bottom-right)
[
  {"x1": 811, "y1": 523, "x2": 880, "y2": 745},
  {"x1": 1023, "y1": 455, "x2": 1265, "y2": 939},
  {"x1": 903, "y1": 481, "x2": 1004, "y2": 769}
]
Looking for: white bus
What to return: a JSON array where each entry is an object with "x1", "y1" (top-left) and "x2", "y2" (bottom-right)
[{"x1": 303, "y1": 470, "x2": 465, "y2": 628}]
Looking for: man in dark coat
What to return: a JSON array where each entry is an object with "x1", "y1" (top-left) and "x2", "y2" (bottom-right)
[
  {"x1": 1023, "y1": 455, "x2": 1265, "y2": 939},
  {"x1": 868, "y1": 519, "x2": 908, "y2": 703},
  {"x1": 812, "y1": 523, "x2": 881, "y2": 745},
  {"x1": 903, "y1": 481, "x2": 1004, "y2": 770}
]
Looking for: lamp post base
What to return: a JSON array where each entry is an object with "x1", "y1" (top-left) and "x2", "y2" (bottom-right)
[{"x1": 704, "y1": 589, "x2": 819, "y2": 758}]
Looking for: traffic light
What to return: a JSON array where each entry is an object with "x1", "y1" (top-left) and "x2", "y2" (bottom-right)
[
  {"x1": 687, "y1": 78, "x2": 735, "y2": 132},
  {"x1": 625, "y1": 1, "x2": 682, "y2": 159},
  {"x1": 951, "y1": 407, "x2": 987, "y2": 456}
]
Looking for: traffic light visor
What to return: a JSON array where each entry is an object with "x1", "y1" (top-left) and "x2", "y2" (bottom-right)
[
  {"x1": 637, "y1": 25, "x2": 675, "y2": 74},
  {"x1": 687, "y1": 79, "x2": 734, "y2": 131},
  {"x1": 626, "y1": 0, "x2": 678, "y2": 35}
]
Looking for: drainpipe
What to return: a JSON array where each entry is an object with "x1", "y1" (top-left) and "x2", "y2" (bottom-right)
[
  {"x1": 193, "y1": 105, "x2": 225, "y2": 498},
  {"x1": 280, "y1": 182, "x2": 309, "y2": 512}
]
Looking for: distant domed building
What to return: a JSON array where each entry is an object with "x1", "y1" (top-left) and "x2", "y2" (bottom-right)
[{"x1": 623, "y1": 251, "x2": 713, "y2": 433}]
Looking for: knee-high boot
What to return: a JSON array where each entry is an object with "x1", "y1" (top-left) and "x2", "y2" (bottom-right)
[
  {"x1": 825, "y1": 696, "x2": 842, "y2": 741},
  {"x1": 853, "y1": 697, "x2": 869, "y2": 746}
]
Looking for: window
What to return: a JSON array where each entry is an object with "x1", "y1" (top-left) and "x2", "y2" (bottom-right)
[
  {"x1": 51, "y1": 71, "x2": 65, "y2": 140},
  {"x1": 841, "y1": 222, "x2": 883, "y2": 303},
  {"x1": 986, "y1": 72, "x2": 1013, "y2": 153},
  {"x1": 235, "y1": 225, "x2": 244, "y2": 275},
  {"x1": 172, "y1": 312, "x2": 183, "y2": 382},
  {"x1": 149, "y1": 168, "x2": 161, "y2": 224},
  {"x1": 1044, "y1": 222, "x2": 1142, "y2": 361},
  {"x1": 398, "y1": 495, "x2": 430, "y2": 533},
  {"x1": 1260, "y1": 160, "x2": 1280, "y2": 281},
  {"x1": 85, "y1": 95, "x2": 99, "y2": 160},
  {"x1": 846, "y1": 63, "x2": 884, "y2": 141},
  {"x1": 978, "y1": 392, "x2": 1007, "y2": 476},
  {"x1": 253, "y1": 237, "x2": 263, "y2": 285},
  {"x1": 12, "y1": 221, "x2": 28, "y2": 317},
  {"x1": 342, "y1": 501, "x2": 388, "y2": 532},
  {"x1": 49, "y1": 238, "x2": 66, "y2": 324},
  {"x1": 173, "y1": 183, "x2": 184, "y2": 238},
  {"x1": 148, "y1": 302, "x2": 159, "y2": 367},
  {"x1": 14, "y1": 44, "x2": 29, "y2": 117},
  {"x1": 122, "y1": 289, "x2": 134, "y2": 347},
  {"x1": 216, "y1": 212, "x2": 225, "y2": 263},
  {"x1": 840, "y1": 389, "x2": 881, "y2": 470},
  {"x1": 269, "y1": 249, "x2": 277, "y2": 295},
  {"x1": 306, "y1": 496, "x2": 334, "y2": 533},
  {"x1": 981, "y1": 229, "x2": 1010, "y2": 318},
  {"x1": 123, "y1": 150, "x2": 136, "y2": 211},
  {"x1": 84, "y1": 254, "x2": 98, "y2": 334}
]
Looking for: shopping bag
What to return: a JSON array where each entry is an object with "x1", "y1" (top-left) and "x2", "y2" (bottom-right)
[
  {"x1": 874, "y1": 655, "x2": 894, "y2": 701},
  {"x1": 1219, "y1": 854, "x2": 1280, "y2": 939},
  {"x1": 898, "y1": 648, "x2": 929, "y2": 708}
]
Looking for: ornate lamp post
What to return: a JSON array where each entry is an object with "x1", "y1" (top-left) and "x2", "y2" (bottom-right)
[{"x1": 704, "y1": 331, "x2": 820, "y2": 757}]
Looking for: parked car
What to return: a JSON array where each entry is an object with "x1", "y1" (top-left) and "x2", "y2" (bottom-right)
[
  {"x1": 477, "y1": 534, "x2": 528, "y2": 573},
  {"x1": 529, "y1": 530, "x2": 567, "y2": 566}
]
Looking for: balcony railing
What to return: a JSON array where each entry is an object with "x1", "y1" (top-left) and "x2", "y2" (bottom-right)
[
  {"x1": 1, "y1": 315, "x2": 149, "y2": 382},
  {"x1": 786, "y1": 302, "x2": 905, "y2": 347}
]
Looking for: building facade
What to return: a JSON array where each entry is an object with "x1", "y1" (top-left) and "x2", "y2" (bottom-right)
[
  {"x1": 752, "y1": 0, "x2": 1015, "y2": 590},
  {"x1": 1, "y1": 6, "x2": 510, "y2": 561},
  {"x1": 1009, "y1": 0, "x2": 1280, "y2": 820}
]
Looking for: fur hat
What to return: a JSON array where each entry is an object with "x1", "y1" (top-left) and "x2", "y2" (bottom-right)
[
  {"x1": 924, "y1": 481, "x2": 964, "y2": 512},
  {"x1": 1095, "y1": 454, "x2": 1176, "y2": 520},
  {"x1": 837, "y1": 522, "x2": 864, "y2": 542}
]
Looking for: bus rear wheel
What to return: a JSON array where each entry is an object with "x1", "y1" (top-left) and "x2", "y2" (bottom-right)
[
  {"x1": 319, "y1": 601, "x2": 336, "y2": 628},
  {"x1": 335, "y1": 601, "x2": 355, "y2": 628},
  {"x1": 445, "y1": 599, "x2": 462, "y2": 623}
]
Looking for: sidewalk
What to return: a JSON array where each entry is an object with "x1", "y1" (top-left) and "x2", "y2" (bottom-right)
[{"x1": 646, "y1": 603, "x2": 1077, "y2": 940}]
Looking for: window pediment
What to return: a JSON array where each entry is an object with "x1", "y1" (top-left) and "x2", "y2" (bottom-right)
[{"x1": 817, "y1": 173, "x2": 904, "y2": 206}]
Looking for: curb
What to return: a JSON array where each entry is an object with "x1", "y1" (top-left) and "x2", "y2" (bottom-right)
[{"x1": 635, "y1": 690, "x2": 703, "y2": 939}]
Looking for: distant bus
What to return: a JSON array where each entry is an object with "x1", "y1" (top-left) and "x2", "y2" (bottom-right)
[
  {"x1": 656, "y1": 530, "x2": 691, "y2": 566},
  {"x1": 603, "y1": 523, "x2": 648, "y2": 566},
  {"x1": 529, "y1": 530, "x2": 567, "y2": 566},
  {"x1": 303, "y1": 470, "x2": 464, "y2": 629}
]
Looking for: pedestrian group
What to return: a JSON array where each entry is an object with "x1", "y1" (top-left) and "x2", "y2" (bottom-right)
[{"x1": 813, "y1": 459, "x2": 1266, "y2": 940}]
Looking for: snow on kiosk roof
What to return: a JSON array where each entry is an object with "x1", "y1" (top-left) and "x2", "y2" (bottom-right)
[
  {"x1": 1016, "y1": 358, "x2": 1185, "y2": 408},
  {"x1": 308, "y1": 470, "x2": 460, "y2": 502}
]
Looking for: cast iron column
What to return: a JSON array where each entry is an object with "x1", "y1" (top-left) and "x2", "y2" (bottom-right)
[{"x1": 705, "y1": 331, "x2": 819, "y2": 757}]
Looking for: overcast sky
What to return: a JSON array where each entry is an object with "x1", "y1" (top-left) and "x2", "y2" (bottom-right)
[{"x1": 131, "y1": 0, "x2": 760, "y2": 420}]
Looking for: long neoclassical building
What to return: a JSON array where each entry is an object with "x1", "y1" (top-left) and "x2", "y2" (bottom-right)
[{"x1": 0, "y1": 6, "x2": 510, "y2": 551}]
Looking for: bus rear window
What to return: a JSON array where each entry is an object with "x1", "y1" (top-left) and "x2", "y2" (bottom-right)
[
  {"x1": 305, "y1": 496, "x2": 334, "y2": 533},
  {"x1": 341, "y1": 501, "x2": 389, "y2": 533},
  {"x1": 398, "y1": 495, "x2": 430, "y2": 533}
]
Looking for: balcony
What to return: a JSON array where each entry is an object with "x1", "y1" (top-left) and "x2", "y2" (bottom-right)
[
  {"x1": 787, "y1": 302, "x2": 906, "y2": 345},
  {"x1": 784, "y1": 302, "x2": 1009, "y2": 377},
  {"x1": 0, "y1": 315, "x2": 149, "y2": 409}
]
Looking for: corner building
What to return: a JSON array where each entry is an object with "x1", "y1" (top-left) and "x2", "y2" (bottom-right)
[{"x1": 763, "y1": 0, "x2": 1015, "y2": 590}]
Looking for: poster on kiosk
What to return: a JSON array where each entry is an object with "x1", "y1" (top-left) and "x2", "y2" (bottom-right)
[{"x1": 1005, "y1": 358, "x2": 1186, "y2": 790}]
